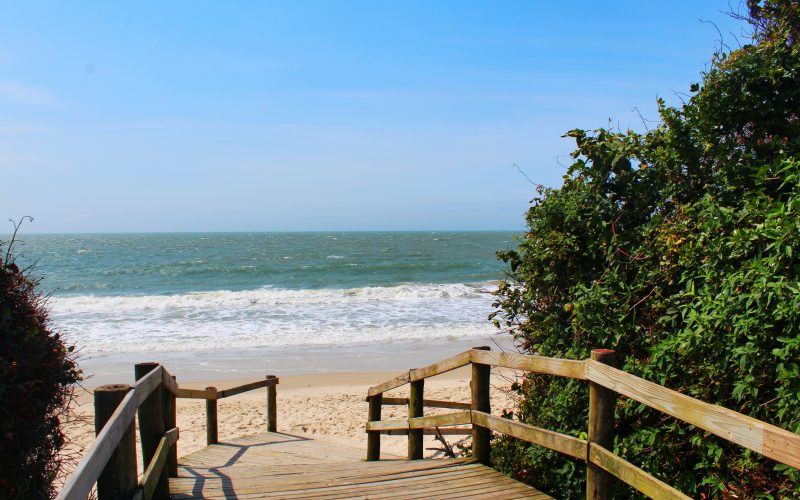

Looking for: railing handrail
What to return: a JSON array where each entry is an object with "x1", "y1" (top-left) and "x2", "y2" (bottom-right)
[
  {"x1": 58, "y1": 365, "x2": 170, "y2": 500},
  {"x1": 137, "y1": 427, "x2": 179, "y2": 500},
  {"x1": 58, "y1": 366, "x2": 278, "y2": 500},
  {"x1": 175, "y1": 375, "x2": 279, "y2": 400},
  {"x1": 365, "y1": 348, "x2": 800, "y2": 499}
]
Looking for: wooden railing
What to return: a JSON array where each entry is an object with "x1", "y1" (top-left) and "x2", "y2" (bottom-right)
[
  {"x1": 175, "y1": 375, "x2": 278, "y2": 446},
  {"x1": 365, "y1": 347, "x2": 800, "y2": 499},
  {"x1": 58, "y1": 364, "x2": 279, "y2": 500}
]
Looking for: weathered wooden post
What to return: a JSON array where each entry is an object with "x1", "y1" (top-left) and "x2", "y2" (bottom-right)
[
  {"x1": 164, "y1": 374, "x2": 178, "y2": 477},
  {"x1": 266, "y1": 375, "x2": 278, "y2": 433},
  {"x1": 94, "y1": 384, "x2": 137, "y2": 500},
  {"x1": 366, "y1": 393, "x2": 383, "y2": 461},
  {"x1": 206, "y1": 386, "x2": 219, "y2": 445},
  {"x1": 587, "y1": 349, "x2": 617, "y2": 500},
  {"x1": 471, "y1": 346, "x2": 491, "y2": 465},
  {"x1": 408, "y1": 372, "x2": 424, "y2": 460},
  {"x1": 134, "y1": 363, "x2": 169, "y2": 500}
]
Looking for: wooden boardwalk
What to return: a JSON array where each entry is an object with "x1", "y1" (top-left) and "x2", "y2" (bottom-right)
[
  {"x1": 170, "y1": 432, "x2": 549, "y2": 499},
  {"x1": 58, "y1": 352, "x2": 800, "y2": 499}
]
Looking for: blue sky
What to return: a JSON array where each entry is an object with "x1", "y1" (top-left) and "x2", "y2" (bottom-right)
[{"x1": 1, "y1": 1, "x2": 747, "y2": 233}]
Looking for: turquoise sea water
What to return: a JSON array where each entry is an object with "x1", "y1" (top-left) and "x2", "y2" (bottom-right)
[{"x1": 12, "y1": 232, "x2": 517, "y2": 357}]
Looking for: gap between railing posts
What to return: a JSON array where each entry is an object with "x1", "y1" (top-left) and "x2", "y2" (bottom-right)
[{"x1": 202, "y1": 375, "x2": 279, "y2": 446}]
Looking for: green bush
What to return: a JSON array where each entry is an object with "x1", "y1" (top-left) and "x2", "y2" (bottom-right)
[
  {"x1": 490, "y1": 2, "x2": 800, "y2": 497},
  {"x1": 0, "y1": 226, "x2": 81, "y2": 499}
]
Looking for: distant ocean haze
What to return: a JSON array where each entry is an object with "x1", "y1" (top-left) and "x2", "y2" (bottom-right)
[{"x1": 14, "y1": 232, "x2": 518, "y2": 354}]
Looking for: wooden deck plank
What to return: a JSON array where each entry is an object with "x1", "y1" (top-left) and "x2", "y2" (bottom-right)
[
  {"x1": 353, "y1": 473, "x2": 529, "y2": 500},
  {"x1": 177, "y1": 460, "x2": 471, "y2": 482},
  {"x1": 171, "y1": 432, "x2": 549, "y2": 499},
  {"x1": 171, "y1": 465, "x2": 489, "y2": 496},
  {"x1": 211, "y1": 470, "x2": 501, "y2": 499},
  {"x1": 171, "y1": 464, "x2": 485, "y2": 494},
  {"x1": 175, "y1": 462, "x2": 473, "y2": 484}
]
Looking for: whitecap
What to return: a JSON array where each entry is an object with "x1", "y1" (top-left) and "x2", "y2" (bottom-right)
[{"x1": 50, "y1": 282, "x2": 499, "y2": 354}]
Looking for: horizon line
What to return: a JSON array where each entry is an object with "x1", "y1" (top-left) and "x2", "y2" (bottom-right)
[{"x1": 3, "y1": 228, "x2": 524, "y2": 237}]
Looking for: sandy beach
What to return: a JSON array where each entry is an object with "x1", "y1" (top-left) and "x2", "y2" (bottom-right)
[{"x1": 62, "y1": 365, "x2": 521, "y2": 479}]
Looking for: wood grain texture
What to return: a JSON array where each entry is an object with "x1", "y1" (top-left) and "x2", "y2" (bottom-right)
[
  {"x1": 470, "y1": 349, "x2": 587, "y2": 379},
  {"x1": 218, "y1": 377, "x2": 279, "y2": 399},
  {"x1": 589, "y1": 444, "x2": 691, "y2": 500},
  {"x1": 409, "y1": 410, "x2": 472, "y2": 429},
  {"x1": 205, "y1": 387, "x2": 218, "y2": 446},
  {"x1": 366, "y1": 393, "x2": 382, "y2": 461},
  {"x1": 367, "y1": 371, "x2": 411, "y2": 397},
  {"x1": 94, "y1": 384, "x2": 137, "y2": 500},
  {"x1": 408, "y1": 379, "x2": 424, "y2": 460},
  {"x1": 763, "y1": 426, "x2": 800, "y2": 470},
  {"x1": 381, "y1": 397, "x2": 471, "y2": 410},
  {"x1": 471, "y1": 411, "x2": 588, "y2": 460},
  {"x1": 141, "y1": 428, "x2": 179, "y2": 500},
  {"x1": 380, "y1": 427, "x2": 473, "y2": 436},
  {"x1": 133, "y1": 365, "x2": 163, "y2": 406},
  {"x1": 135, "y1": 363, "x2": 169, "y2": 500},
  {"x1": 161, "y1": 367, "x2": 178, "y2": 396},
  {"x1": 587, "y1": 349, "x2": 617, "y2": 500},
  {"x1": 367, "y1": 350, "x2": 472, "y2": 397},
  {"x1": 409, "y1": 351, "x2": 471, "y2": 382},
  {"x1": 163, "y1": 375, "x2": 178, "y2": 477},
  {"x1": 56, "y1": 391, "x2": 138, "y2": 500},
  {"x1": 585, "y1": 359, "x2": 800, "y2": 469},
  {"x1": 169, "y1": 431, "x2": 550, "y2": 499},
  {"x1": 366, "y1": 411, "x2": 472, "y2": 432},
  {"x1": 176, "y1": 388, "x2": 218, "y2": 400},
  {"x1": 471, "y1": 354, "x2": 491, "y2": 465},
  {"x1": 266, "y1": 375, "x2": 277, "y2": 433}
]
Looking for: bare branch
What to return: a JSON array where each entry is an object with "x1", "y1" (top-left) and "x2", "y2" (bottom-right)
[
  {"x1": 513, "y1": 163, "x2": 539, "y2": 188},
  {"x1": 5, "y1": 216, "x2": 34, "y2": 265}
]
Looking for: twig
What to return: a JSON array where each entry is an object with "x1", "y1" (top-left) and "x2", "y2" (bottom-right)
[
  {"x1": 433, "y1": 427, "x2": 456, "y2": 458},
  {"x1": 513, "y1": 164, "x2": 541, "y2": 189},
  {"x1": 628, "y1": 286, "x2": 659, "y2": 311},
  {"x1": 4, "y1": 216, "x2": 34, "y2": 264}
]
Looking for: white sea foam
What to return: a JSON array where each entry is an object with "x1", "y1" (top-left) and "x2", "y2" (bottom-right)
[{"x1": 50, "y1": 283, "x2": 498, "y2": 353}]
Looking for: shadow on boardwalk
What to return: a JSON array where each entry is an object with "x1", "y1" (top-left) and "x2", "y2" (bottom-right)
[{"x1": 170, "y1": 432, "x2": 548, "y2": 499}]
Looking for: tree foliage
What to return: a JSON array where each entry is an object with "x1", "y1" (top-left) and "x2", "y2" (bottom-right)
[
  {"x1": 490, "y1": 2, "x2": 800, "y2": 497},
  {"x1": 0, "y1": 225, "x2": 81, "y2": 499}
]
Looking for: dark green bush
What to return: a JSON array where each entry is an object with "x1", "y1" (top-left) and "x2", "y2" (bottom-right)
[
  {"x1": 490, "y1": 2, "x2": 800, "y2": 497},
  {"x1": 0, "y1": 228, "x2": 81, "y2": 499}
]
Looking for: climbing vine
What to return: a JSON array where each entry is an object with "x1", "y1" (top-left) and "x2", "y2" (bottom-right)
[{"x1": 491, "y1": 2, "x2": 800, "y2": 497}]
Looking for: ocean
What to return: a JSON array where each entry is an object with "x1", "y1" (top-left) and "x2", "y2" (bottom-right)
[{"x1": 12, "y1": 232, "x2": 518, "y2": 382}]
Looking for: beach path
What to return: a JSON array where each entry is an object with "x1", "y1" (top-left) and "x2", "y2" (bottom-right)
[{"x1": 169, "y1": 431, "x2": 549, "y2": 499}]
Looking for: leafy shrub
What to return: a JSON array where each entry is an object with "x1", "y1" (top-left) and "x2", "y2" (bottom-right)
[
  {"x1": 490, "y1": 2, "x2": 800, "y2": 497},
  {"x1": 0, "y1": 225, "x2": 81, "y2": 499}
]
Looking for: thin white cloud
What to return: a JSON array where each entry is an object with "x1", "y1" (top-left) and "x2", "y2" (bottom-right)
[{"x1": 0, "y1": 80, "x2": 54, "y2": 106}]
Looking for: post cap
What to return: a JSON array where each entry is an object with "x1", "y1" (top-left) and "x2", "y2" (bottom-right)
[{"x1": 95, "y1": 383, "x2": 132, "y2": 393}]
